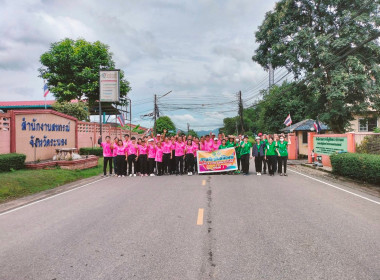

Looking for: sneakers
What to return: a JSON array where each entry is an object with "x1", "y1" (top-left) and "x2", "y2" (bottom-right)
[
  {"x1": 133, "y1": 174, "x2": 136, "y2": 177},
  {"x1": 257, "y1": 172, "x2": 261, "y2": 176},
  {"x1": 150, "y1": 174, "x2": 155, "y2": 177},
  {"x1": 284, "y1": 173, "x2": 288, "y2": 176},
  {"x1": 129, "y1": 174, "x2": 133, "y2": 177},
  {"x1": 188, "y1": 172, "x2": 193, "y2": 176},
  {"x1": 122, "y1": 175, "x2": 125, "y2": 177},
  {"x1": 280, "y1": 173, "x2": 284, "y2": 176},
  {"x1": 118, "y1": 175, "x2": 121, "y2": 178},
  {"x1": 144, "y1": 174, "x2": 148, "y2": 177}
]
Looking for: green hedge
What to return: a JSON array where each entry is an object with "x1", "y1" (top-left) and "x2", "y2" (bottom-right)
[
  {"x1": 79, "y1": 147, "x2": 103, "y2": 157},
  {"x1": 0, "y1": 153, "x2": 26, "y2": 172},
  {"x1": 330, "y1": 153, "x2": 380, "y2": 184}
]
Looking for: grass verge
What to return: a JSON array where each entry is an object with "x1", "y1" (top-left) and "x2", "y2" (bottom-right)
[{"x1": 0, "y1": 158, "x2": 103, "y2": 203}]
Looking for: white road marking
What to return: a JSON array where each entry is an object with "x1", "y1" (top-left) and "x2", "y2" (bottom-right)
[
  {"x1": 0, "y1": 177, "x2": 108, "y2": 217},
  {"x1": 288, "y1": 169, "x2": 380, "y2": 205}
]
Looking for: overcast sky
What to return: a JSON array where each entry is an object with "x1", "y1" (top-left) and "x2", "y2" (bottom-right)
[{"x1": 0, "y1": 0, "x2": 278, "y2": 130}]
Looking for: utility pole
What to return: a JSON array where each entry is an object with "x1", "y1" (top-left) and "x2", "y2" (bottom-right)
[
  {"x1": 268, "y1": 63, "x2": 274, "y2": 88},
  {"x1": 238, "y1": 91, "x2": 245, "y2": 134},
  {"x1": 153, "y1": 94, "x2": 157, "y2": 135},
  {"x1": 187, "y1": 123, "x2": 190, "y2": 135}
]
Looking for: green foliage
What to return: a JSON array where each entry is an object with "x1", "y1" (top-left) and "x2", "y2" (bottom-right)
[
  {"x1": 253, "y1": 0, "x2": 380, "y2": 133},
  {"x1": 373, "y1": 127, "x2": 380, "y2": 133},
  {"x1": 187, "y1": 129, "x2": 198, "y2": 138},
  {"x1": 120, "y1": 124, "x2": 145, "y2": 134},
  {"x1": 330, "y1": 153, "x2": 380, "y2": 184},
  {"x1": 356, "y1": 135, "x2": 380, "y2": 154},
  {"x1": 0, "y1": 158, "x2": 103, "y2": 202},
  {"x1": 221, "y1": 82, "x2": 315, "y2": 134},
  {"x1": 79, "y1": 147, "x2": 103, "y2": 157},
  {"x1": 155, "y1": 116, "x2": 176, "y2": 135},
  {"x1": 0, "y1": 153, "x2": 26, "y2": 172},
  {"x1": 52, "y1": 101, "x2": 89, "y2": 121},
  {"x1": 39, "y1": 38, "x2": 131, "y2": 107}
]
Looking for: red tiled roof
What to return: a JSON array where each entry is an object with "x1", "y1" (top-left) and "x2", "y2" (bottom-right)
[{"x1": 0, "y1": 100, "x2": 81, "y2": 106}]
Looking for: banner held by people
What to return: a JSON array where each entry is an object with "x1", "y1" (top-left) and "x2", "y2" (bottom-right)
[{"x1": 197, "y1": 147, "x2": 238, "y2": 174}]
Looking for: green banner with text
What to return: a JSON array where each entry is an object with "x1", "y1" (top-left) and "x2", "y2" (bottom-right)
[{"x1": 314, "y1": 136, "x2": 347, "y2": 155}]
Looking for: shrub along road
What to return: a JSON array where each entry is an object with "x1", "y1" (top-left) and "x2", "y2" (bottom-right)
[{"x1": 0, "y1": 168, "x2": 379, "y2": 280}]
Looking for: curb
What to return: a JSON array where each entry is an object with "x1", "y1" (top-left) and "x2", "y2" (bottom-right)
[{"x1": 0, "y1": 175, "x2": 104, "y2": 214}]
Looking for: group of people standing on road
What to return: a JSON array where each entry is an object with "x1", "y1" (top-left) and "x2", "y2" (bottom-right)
[{"x1": 99, "y1": 129, "x2": 290, "y2": 177}]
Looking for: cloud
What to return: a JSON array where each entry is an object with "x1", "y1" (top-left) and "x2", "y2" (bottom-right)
[{"x1": 0, "y1": 0, "x2": 278, "y2": 130}]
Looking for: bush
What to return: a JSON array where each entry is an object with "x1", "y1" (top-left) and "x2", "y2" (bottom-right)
[
  {"x1": 356, "y1": 134, "x2": 380, "y2": 155},
  {"x1": 79, "y1": 147, "x2": 103, "y2": 157},
  {"x1": 330, "y1": 153, "x2": 380, "y2": 185},
  {"x1": 0, "y1": 153, "x2": 26, "y2": 172}
]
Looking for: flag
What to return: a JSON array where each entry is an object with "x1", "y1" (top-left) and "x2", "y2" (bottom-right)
[
  {"x1": 314, "y1": 120, "x2": 322, "y2": 133},
  {"x1": 43, "y1": 83, "x2": 49, "y2": 97},
  {"x1": 117, "y1": 114, "x2": 125, "y2": 126},
  {"x1": 284, "y1": 114, "x2": 292, "y2": 126}
]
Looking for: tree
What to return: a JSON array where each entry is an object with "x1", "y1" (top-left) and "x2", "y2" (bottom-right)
[
  {"x1": 155, "y1": 116, "x2": 176, "y2": 135},
  {"x1": 120, "y1": 124, "x2": 145, "y2": 135},
  {"x1": 253, "y1": 0, "x2": 380, "y2": 133},
  {"x1": 52, "y1": 101, "x2": 89, "y2": 121},
  {"x1": 39, "y1": 38, "x2": 131, "y2": 107},
  {"x1": 255, "y1": 82, "x2": 316, "y2": 133},
  {"x1": 187, "y1": 129, "x2": 198, "y2": 138}
]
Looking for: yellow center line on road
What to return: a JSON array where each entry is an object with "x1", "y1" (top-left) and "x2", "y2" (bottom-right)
[
  {"x1": 202, "y1": 180, "x2": 206, "y2": 186},
  {"x1": 197, "y1": 208, "x2": 204, "y2": 225}
]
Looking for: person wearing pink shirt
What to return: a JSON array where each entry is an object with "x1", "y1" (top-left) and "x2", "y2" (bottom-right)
[
  {"x1": 122, "y1": 134, "x2": 131, "y2": 175},
  {"x1": 112, "y1": 137, "x2": 119, "y2": 176},
  {"x1": 127, "y1": 136, "x2": 138, "y2": 177},
  {"x1": 162, "y1": 136, "x2": 172, "y2": 175},
  {"x1": 155, "y1": 141, "x2": 164, "y2": 176},
  {"x1": 193, "y1": 137, "x2": 200, "y2": 174},
  {"x1": 100, "y1": 136, "x2": 113, "y2": 176},
  {"x1": 204, "y1": 135, "x2": 213, "y2": 152},
  {"x1": 212, "y1": 138, "x2": 219, "y2": 151},
  {"x1": 114, "y1": 139, "x2": 128, "y2": 177},
  {"x1": 185, "y1": 139, "x2": 195, "y2": 176},
  {"x1": 174, "y1": 137, "x2": 186, "y2": 175},
  {"x1": 170, "y1": 137, "x2": 176, "y2": 174},
  {"x1": 137, "y1": 139, "x2": 148, "y2": 177},
  {"x1": 147, "y1": 139, "x2": 156, "y2": 176}
]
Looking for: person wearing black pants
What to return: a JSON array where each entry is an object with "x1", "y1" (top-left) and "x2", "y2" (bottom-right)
[
  {"x1": 264, "y1": 136, "x2": 278, "y2": 176},
  {"x1": 175, "y1": 156, "x2": 184, "y2": 175},
  {"x1": 100, "y1": 136, "x2": 113, "y2": 176},
  {"x1": 252, "y1": 136, "x2": 265, "y2": 175},
  {"x1": 278, "y1": 156, "x2": 288, "y2": 175},
  {"x1": 103, "y1": 157, "x2": 113, "y2": 176},
  {"x1": 240, "y1": 135, "x2": 252, "y2": 175},
  {"x1": 139, "y1": 154, "x2": 148, "y2": 175},
  {"x1": 174, "y1": 138, "x2": 186, "y2": 175},
  {"x1": 171, "y1": 144, "x2": 176, "y2": 174},
  {"x1": 128, "y1": 154, "x2": 137, "y2": 175}
]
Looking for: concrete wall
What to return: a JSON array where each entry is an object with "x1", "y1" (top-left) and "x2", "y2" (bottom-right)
[
  {"x1": 11, "y1": 111, "x2": 77, "y2": 162},
  {"x1": 0, "y1": 113, "x2": 11, "y2": 154}
]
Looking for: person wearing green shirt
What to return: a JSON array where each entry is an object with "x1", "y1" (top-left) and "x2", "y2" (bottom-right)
[
  {"x1": 277, "y1": 134, "x2": 291, "y2": 176},
  {"x1": 234, "y1": 138, "x2": 242, "y2": 173},
  {"x1": 240, "y1": 135, "x2": 253, "y2": 175},
  {"x1": 226, "y1": 136, "x2": 235, "y2": 148},
  {"x1": 264, "y1": 136, "x2": 278, "y2": 176},
  {"x1": 260, "y1": 133, "x2": 268, "y2": 174},
  {"x1": 218, "y1": 139, "x2": 229, "y2": 150}
]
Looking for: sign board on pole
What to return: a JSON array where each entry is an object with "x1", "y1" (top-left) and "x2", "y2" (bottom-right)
[
  {"x1": 99, "y1": 70, "x2": 120, "y2": 102},
  {"x1": 314, "y1": 136, "x2": 348, "y2": 155}
]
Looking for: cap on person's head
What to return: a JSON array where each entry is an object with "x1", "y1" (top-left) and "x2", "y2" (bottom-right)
[
  {"x1": 256, "y1": 136, "x2": 261, "y2": 140},
  {"x1": 258, "y1": 133, "x2": 263, "y2": 136},
  {"x1": 157, "y1": 134, "x2": 161, "y2": 136},
  {"x1": 214, "y1": 137, "x2": 218, "y2": 141},
  {"x1": 148, "y1": 138, "x2": 154, "y2": 142}
]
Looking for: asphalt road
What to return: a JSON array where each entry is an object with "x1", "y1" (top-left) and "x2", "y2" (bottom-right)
[{"x1": 1, "y1": 167, "x2": 379, "y2": 280}]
